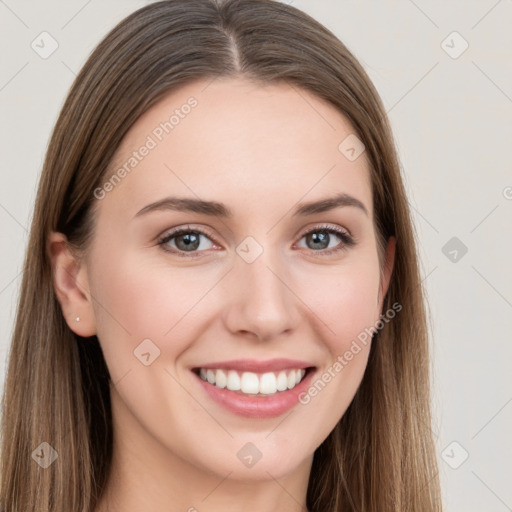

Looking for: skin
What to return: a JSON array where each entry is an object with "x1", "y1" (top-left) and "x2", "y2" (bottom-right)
[{"x1": 49, "y1": 77, "x2": 395, "y2": 512}]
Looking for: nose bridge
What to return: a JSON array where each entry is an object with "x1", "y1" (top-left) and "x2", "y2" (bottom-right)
[{"x1": 225, "y1": 240, "x2": 299, "y2": 340}]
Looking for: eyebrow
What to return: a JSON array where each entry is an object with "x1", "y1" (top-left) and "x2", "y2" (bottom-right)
[{"x1": 134, "y1": 192, "x2": 369, "y2": 219}]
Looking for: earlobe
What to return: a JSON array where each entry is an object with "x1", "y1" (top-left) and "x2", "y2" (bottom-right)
[{"x1": 47, "y1": 231, "x2": 97, "y2": 337}]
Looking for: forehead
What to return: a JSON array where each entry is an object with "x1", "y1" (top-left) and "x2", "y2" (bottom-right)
[{"x1": 103, "y1": 77, "x2": 372, "y2": 220}]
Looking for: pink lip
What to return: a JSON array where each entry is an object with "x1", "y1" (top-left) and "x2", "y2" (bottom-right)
[
  {"x1": 191, "y1": 358, "x2": 314, "y2": 373},
  {"x1": 192, "y1": 366, "x2": 316, "y2": 419}
]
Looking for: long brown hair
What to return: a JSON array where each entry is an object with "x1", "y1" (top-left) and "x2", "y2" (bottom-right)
[{"x1": 0, "y1": 1, "x2": 443, "y2": 510}]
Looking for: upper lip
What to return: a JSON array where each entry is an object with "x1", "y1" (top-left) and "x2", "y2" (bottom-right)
[{"x1": 192, "y1": 358, "x2": 315, "y2": 373}]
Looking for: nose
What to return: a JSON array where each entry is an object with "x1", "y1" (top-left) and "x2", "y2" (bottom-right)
[{"x1": 222, "y1": 249, "x2": 300, "y2": 342}]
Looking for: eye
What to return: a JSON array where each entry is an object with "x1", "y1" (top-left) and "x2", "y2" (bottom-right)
[
  {"x1": 158, "y1": 225, "x2": 218, "y2": 257},
  {"x1": 296, "y1": 224, "x2": 355, "y2": 256},
  {"x1": 157, "y1": 224, "x2": 356, "y2": 258}
]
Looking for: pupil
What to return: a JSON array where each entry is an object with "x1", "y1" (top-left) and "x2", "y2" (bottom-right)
[
  {"x1": 178, "y1": 233, "x2": 199, "y2": 251},
  {"x1": 309, "y1": 232, "x2": 328, "y2": 250}
]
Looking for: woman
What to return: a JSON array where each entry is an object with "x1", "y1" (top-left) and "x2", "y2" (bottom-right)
[{"x1": 0, "y1": 0, "x2": 443, "y2": 511}]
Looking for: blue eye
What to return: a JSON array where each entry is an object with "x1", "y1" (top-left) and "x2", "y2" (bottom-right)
[
  {"x1": 157, "y1": 224, "x2": 355, "y2": 258},
  {"x1": 297, "y1": 225, "x2": 355, "y2": 255},
  {"x1": 158, "y1": 226, "x2": 216, "y2": 257}
]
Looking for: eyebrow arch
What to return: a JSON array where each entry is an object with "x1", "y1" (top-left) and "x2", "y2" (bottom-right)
[
  {"x1": 293, "y1": 192, "x2": 368, "y2": 217},
  {"x1": 134, "y1": 192, "x2": 368, "y2": 219}
]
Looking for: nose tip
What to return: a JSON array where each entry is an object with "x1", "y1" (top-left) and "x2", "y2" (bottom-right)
[{"x1": 223, "y1": 255, "x2": 299, "y2": 342}]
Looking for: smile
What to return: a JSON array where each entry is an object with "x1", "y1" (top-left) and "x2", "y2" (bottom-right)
[
  {"x1": 191, "y1": 361, "x2": 317, "y2": 419},
  {"x1": 197, "y1": 368, "x2": 307, "y2": 395}
]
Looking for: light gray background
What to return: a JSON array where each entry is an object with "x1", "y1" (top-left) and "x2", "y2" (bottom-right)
[{"x1": 1, "y1": 1, "x2": 511, "y2": 510}]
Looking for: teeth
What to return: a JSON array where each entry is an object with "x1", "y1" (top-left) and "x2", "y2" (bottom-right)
[
  {"x1": 197, "y1": 368, "x2": 307, "y2": 395},
  {"x1": 240, "y1": 372, "x2": 259, "y2": 394},
  {"x1": 259, "y1": 372, "x2": 277, "y2": 395},
  {"x1": 276, "y1": 371, "x2": 288, "y2": 391},
  {"x1": 287, "y1": 371, "x2": 296, "y2": 389},
  {"x1": 215, "y1": 369, "x2": 227, "y2": 388},
  {"x1": 227, "y1": 370, "x2": 240, "y2": 391}
]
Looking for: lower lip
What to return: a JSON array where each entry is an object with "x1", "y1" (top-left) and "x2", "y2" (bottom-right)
[{"x1": 193, "y1": 369, "x2": 316, "y2": 419}]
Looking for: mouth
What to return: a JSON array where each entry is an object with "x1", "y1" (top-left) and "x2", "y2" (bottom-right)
[
  {"x1": 191, "y1": 366, "x2": 315, "y2": 396},
  {"x1": 190, "y1": 358, "x2": 318, "y2": 418}
]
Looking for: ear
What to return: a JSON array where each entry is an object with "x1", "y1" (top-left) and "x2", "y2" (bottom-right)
[
  {"x1": 377, "y1": 236, "x2": 396, "y2": 311},
  {"x1": 47, "y1": 231, "x2": 97, "y2": 337}
]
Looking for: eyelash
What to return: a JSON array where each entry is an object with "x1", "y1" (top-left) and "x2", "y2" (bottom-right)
[{"x1": 157, "y1": 224, "x2": 356, "y2": 258}]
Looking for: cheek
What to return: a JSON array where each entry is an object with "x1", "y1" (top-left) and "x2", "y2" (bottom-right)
[
  {"x1": 291, "y1": 256, "x2": 380, "y2": 420},
  {"x1": 87, "y1": 246, "x2": 200, "y2": 370},
  {"x1": 333, "y1": 270, "x2": 379, "y2": 345},
  {"x1": 296, "y1": 256, "x2": 381, "y2": 353}
]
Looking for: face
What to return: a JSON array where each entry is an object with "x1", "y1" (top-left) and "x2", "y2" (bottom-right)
[{"x1": 56, "y1": 77, "x2": 394, "y2": 484}]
